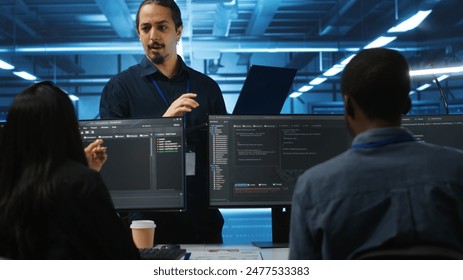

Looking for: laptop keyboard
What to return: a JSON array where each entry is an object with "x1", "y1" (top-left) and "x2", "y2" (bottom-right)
[{"x1": 139, "y1": 248, "x2": 187, "y2": 260}]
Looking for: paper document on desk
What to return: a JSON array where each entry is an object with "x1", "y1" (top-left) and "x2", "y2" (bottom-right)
[{"x1": 189, "y1": 249, "x2": 263, "y2": 260}]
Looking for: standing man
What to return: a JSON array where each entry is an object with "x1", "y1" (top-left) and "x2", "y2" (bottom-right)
[
  {"x1": 289, "y1": 48, "x2": 463, "y2": 259},
  {"x1": 100, "y1": 0, "x2": 226, "y2": 244}
]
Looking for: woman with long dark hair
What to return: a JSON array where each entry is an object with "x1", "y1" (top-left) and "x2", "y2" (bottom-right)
[{"x1": 0, "y1": 81, "x2": 139, "y2": 259}]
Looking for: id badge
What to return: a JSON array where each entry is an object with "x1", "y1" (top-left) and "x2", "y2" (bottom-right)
[{"x1": 186, "y1": 150, "x2": 196, "y2": 176}]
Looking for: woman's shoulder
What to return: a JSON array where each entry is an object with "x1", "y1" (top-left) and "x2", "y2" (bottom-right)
[
  {"x1": 52, "y1": 160, "x2": 105, "y2": 197},
  {"x1": 57, "y1": 160, "x2": 98, "y2": 178}
]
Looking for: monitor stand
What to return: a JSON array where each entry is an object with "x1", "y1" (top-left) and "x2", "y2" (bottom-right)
[{"x1": 252, "y1": 207, "x2": 291, "y2": 248}]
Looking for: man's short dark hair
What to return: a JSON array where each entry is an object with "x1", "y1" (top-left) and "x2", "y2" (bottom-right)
[
  {"x1": 136, "y1": 0, "x2": 183, "y2": 31},
  {"x1": 341, "y1": 48, "x2": 411, "y2": 122}
]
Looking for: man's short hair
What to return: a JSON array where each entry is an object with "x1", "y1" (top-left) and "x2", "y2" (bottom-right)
[{"x1": 341, "y1": 48, "x2": 411, "y2": 121}]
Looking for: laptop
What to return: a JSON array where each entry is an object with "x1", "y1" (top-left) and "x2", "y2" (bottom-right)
[{"x1": 232, "y1": 65, "x2": 297, "y2": 114}]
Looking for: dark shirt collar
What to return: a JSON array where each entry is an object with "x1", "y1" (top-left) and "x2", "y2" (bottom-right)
[{"x1": 140, "y1": 55, "x2": 190, "y2": 80}]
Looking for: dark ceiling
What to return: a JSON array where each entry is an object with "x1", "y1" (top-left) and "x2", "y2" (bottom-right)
[{"x1": 0, "y1": 0, "x2": 462, "y2": 99}]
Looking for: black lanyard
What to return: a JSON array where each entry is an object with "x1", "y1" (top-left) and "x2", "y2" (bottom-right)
[{"x1": 152, "y1": 78, "x2": 190, "y2": 107}]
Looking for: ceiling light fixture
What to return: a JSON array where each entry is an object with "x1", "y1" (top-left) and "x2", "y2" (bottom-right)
[
  {"x1": 16, "y1": 45, "x2": 143, "y2": 53},
  {"x1": 309, "y1": 77, "x2": 327, "y2": 85},
  {"x1": 340, "y1": 54, "x2": 356, "y2": 65},
  {"x1": 387, "y1": 10, "x2": 432, "y2": 33},
  {"x1": 300, "y1": 9, "x2": 432, "y2": 100},
  {"x1": 416, "y1": 83, "x2": 431, "y2": 91},
  {"x1": 434, "y1": 74, "x2": 450, "y2": 82},
  {"x1": 221, "y1": 47, "x2": 343, "y2": 53},
  {"x1": 13, "y1": 71, "x2": 37, "y2": 81},
  {"x1": 323, "y1": 64, "x2": 345, "y2": 77},
  {"x1": 0, "y1": 59, "x2": 15, "y2": 70},
  {"x1": 289, "y1": 92, "x2": 303, "y2": 98},
  {"x1": 364, "y1": 36, "x2": 397, "y2": 49},
  {"x1": 410, "y1": 66, "x2": 463, "y2": 76},
  {"x1": 68, "y1": 94, "x2": 80, "y2": 101},
  {"x1": 298, "y1": 85, "x2": 314, "y2": 92},
  {"x1": 7, "y1": 45, "x2": 351, "y2": 54}
]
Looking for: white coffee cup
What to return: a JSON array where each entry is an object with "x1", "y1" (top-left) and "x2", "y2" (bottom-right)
[{"x1": 130, "y1": 220, "x2": 156, "y2": 249}]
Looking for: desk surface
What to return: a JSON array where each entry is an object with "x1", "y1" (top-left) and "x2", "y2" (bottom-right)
[{"x1": 181, "y1": 244, "x2": 289, "y2": 260}]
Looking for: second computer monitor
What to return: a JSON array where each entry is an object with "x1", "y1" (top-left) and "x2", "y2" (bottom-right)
[
  {"x1": 209, "y1": 114, "x2": 463, "y2": 208},
  {"x1": 80, "y1": 117, "x2": 185, "y2": 211},
  {"x1": 208, "y1": 114, "x2": 351, "y2": 207}
]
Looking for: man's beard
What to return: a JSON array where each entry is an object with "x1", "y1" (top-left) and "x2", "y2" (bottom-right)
[
  {"x1": 150, "y1": 54, "x2": 165, "y2": 65},
  {"x1": 148, "y1": 41, "x2": 166, "y2": 65}
]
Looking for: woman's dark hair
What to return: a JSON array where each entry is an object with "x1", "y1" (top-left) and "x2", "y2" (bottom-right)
[
  {"x1": 341, "y1": 48, "x2": 411, "y2": 122},
  {"x1": 135, "y1": 0, "x2": 183, "y2": 31},
  {"x1": 0, "y1": 81, "x2": 86, "y2": 259}
]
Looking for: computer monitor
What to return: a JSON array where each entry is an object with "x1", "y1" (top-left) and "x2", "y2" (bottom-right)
[
  {"x1": 209, "y1": 114, "x2": 463, "y2": 246},
  {"x1": 79, "y1": 117, "x2": 186, "y2": 211},
  {"x1": 402, "y1": 115, "x2": 463, "y2": 149},
  {"x1": 208, "y1": 114, "x2": 350, "y2": 208}
]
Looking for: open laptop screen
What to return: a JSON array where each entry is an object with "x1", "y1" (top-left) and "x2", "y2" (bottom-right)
[{"x1": 233, "y1": 65, "x2": 297, "y2": 114}]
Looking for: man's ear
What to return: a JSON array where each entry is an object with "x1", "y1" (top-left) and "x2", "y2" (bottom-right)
[
  {"x1": 403, "y1": 97, "x2": 411, "y2": 115},
  {"x1": 176, "y1": 25, "x2": 183, "y2": 40},
  {"x1": 344, "y1": 95, "x2": 355, "y2": 118}
]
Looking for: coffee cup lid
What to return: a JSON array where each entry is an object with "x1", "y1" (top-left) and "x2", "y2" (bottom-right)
[{"x1": 130, "y1": 220, "x2": 156, "y2": 228}]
